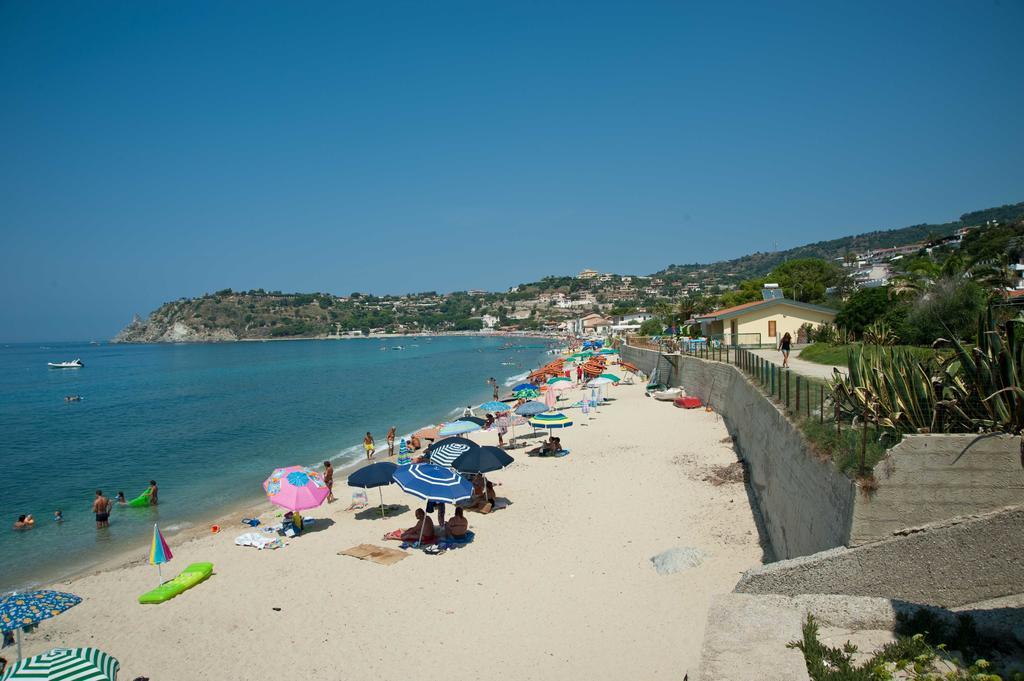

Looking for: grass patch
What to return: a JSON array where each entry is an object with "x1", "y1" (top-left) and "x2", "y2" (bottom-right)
[
  {"x1": 799, "y1": 343, "x2": 939, "y2": 366},
  {"x1": 799, "y1": 416, "x2": 895, "y2": 476}
]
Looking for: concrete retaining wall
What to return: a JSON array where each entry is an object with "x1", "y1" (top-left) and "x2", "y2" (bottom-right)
[
  {"x1": 735, "y1": 505, "x2": 1024, "y2": 607},
  {"x1": 620, "y1": 345, "x2": 857, "y2": 560},
  {"x1": 851, "y1": 434, "x2": 1024, "y2": 546}
]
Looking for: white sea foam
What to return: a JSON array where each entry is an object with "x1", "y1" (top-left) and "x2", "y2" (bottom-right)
[{"x1": 504, "y1": 371, "x2": 530, "y2": 387}]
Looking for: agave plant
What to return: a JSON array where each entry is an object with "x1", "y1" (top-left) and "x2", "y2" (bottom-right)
[
  {"x1": 935, "y1": 305, "x2": 1024, "y2": 433},
  {"x1": 862, "y1": 320, "x2": 898, "y2": 346},
  {"x1": 830, "y1": 346, "x2": 938, "y2": 433}
]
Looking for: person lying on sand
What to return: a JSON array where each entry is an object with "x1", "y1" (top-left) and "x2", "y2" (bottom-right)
[
  {"x1": 13, "y1": 514, "x2": 34, "y2": 530},
  {"x1": 445, "y1": 507, "x2": 468, "y2": 538},
  {"x1": 384, "y1": 508, "x2": 435, "y2": 543}
]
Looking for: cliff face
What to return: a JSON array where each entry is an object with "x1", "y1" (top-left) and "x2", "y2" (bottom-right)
[{"x1": 112, "y1": 319, "x2": 239, "y2": 343}]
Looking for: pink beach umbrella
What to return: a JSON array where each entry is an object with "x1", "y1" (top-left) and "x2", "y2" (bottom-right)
[{"x1": 263, "y1": 465, "x2": 330, "y2": 512}]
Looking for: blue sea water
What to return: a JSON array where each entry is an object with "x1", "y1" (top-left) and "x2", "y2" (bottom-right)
[{"x1": 0, "y1": 336, "x2": 549, "y2": 591}]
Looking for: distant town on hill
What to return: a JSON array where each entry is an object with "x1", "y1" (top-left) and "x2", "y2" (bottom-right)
[{"x1": 113, "y1": 201, "x2": 1024, "y2": 342}]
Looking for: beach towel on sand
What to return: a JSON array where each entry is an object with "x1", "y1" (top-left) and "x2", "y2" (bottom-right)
[{"x1": 338, "y1": 544, "x2": 408, "y2": 566}]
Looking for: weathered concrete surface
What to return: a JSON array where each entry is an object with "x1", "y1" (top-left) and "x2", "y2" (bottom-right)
[
  {"x1": 735, "y1": 506, "x2": 1024, "y2": 608},
  {"x1": 852, "y1": 434, "x2": 1024, "y2": 546},
  {"x1": 621, "y1": 345, "x2": 857, "y2": 559},
  {"x1": 695, "y1": 593, "x2": 810, "y2": 681},
  {"x1": 696, "y1": 591, "x2": 1024, "y2": 680}
]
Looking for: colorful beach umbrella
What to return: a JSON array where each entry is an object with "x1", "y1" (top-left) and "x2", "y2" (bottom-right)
[
  {"x1": 599, "y1": 373, "x2": 621, "y2": 382},
  {"x1": 587, "y1": 377, "x2": 614, "y2": 387},
  {"x1": 0, "y1": 590, "x2": 82, "y2": 662},
  {"x1": 426, "y1": 436, "x2": 480, "y2": 468},
  {"x1": 438, "y1": 420, "x2": 481, "y2": 437},
  {"x1": 148, "y1": 523, "x2": 173, "y2": 585},
  {"x1": 530, "y1": 412, "x2": 574, "y2": 429},
  {"x1": 347, "y1": 462, "x2": 399, "y2": 517},
  {"x1": 397, "y1": 438, "x2": 410, "y2": 465},
  {"x1": 263, "y1": 465, "x2": 330, "y2": 512},
  {"x1": 513, "y1": 388, "x2": 539, "y2": 399},
  {"x1": 547, "y1": 380, "x2": 576, "y2": 391},
  {"x1": 598, "y1": 348, "x2": 617, "y2": 355},
  {"x1": 1, "y1": 647, "x2": 119, "y2": 681},
  {"x1": 478, "y1": 401, "x2": 511, "y2": 412},
  {"x1": 512, "y1": 383, "x2": 537, "y2": 392},
  {"x1": 546, "y1": 376, "x2": 571, "y2": 385}
]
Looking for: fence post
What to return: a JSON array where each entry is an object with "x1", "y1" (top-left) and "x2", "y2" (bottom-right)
[
  {"x1": 834, "y1": 390, "x2": 840, "y2": 437},
  {"x1": 820, "y1": 385, "x2": 824, "y2": 423},
  {"x1": 770, "y1": 365, "x2": 775, "y2": 397},
  {"x1": 806, "y1": 381, "x2": 811, "y2": 419},
  {"x1": 786, "y1": 371, "x2": 791, "y2": 410},
  {"x1": 795, "y1": 375, "x2": 800, "y2": 413},
  {"x1": 860, "y1": 406, "x2": 868, "y2": 474}
]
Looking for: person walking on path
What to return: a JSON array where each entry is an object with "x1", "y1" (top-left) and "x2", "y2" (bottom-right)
[
  {"x1": 386, "y1": 426, "x2": 396, "y2": 456},
  {"x1": 779, "y1": 332, "x2": 792, "y2": 369},
  {"x1": 323, "y1": 460, "x2": 335, "y2": 502},
  {"x1": 363, "y1": 432, "x2": 375, "y2": 460},
  {"x1": 92, "y1": 490, "x2": 111, "y2": 529}
]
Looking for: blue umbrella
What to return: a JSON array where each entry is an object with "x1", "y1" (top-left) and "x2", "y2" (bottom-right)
[
  {"x1": 426, "y1": 437, "x2": 480, "y2": 467},
  {"x1": 0, "y1": 590, "x2": 82, "y2": 661},
  {"x1": 512, "y1": 383, "x2": 537, "y2": 392},
  {"x1": 392, "y1": 464, "x2": 473, "y2": 545},
  {"x1": 347, "y1": 462, "x2": 399, "y2": 517},
  {"x1": 439, "y1": 420, "x2": 481, "y2": 437},
  {"x1": 514, "y1": 401, "x2": 548, "y2": 417},
  {"x1": 478, "y1": 401, "x2": 511, "y2": 412},
  {"x1": 452, "y1": 446, "x2": 514, "y2": 475}
]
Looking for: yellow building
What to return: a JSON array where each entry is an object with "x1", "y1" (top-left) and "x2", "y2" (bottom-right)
[{"x1": 693, "y1": 298, "x2": 836, "y2": 346}]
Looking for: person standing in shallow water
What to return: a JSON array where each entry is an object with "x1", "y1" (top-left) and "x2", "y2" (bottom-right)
[
  {"x1": 364, "y1": 432, "x2": 375, "y2": 460},
  {"x1": 386, "y1": 426, "x2": 396, "y2": 456},
  {"x1": 92, "y1": 490, "x2": 110, "y2": 529},
  {"x1": 147, "y1": 480, "x2": 158, "y2": 505},
  {"x1": 779, "y1": 332, "x2": 792, "y2": 369},
  {"x1": 323, "y1": 460, "x2": 335, "y2": 503}
]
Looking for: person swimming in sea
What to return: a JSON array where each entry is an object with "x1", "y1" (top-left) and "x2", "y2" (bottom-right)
[{"x1": 116, "y1": 492, "x2": 127, "y2": 504}]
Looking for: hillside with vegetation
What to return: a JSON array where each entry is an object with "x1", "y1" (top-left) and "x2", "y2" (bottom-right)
[{"x1": 113, "y1": 201, "x2": 1024, "y2": 342}]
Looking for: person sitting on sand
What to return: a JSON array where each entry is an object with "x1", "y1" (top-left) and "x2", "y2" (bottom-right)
[
  {"x1": 464, "y1": 475, "x2": 496, "y2": 514},
  {"x1": 116, "y1": 491, "x2": 127, "y2": 504},
  {"x1": 384, "y1": 508, "x2": 435, "y2": 543},
  {"x1": 445, "y1": 507, "x2": 468, "y2": 538},
  {"x1": 484, "y1": 414, "x2": 495, "y2": 429},
  {"x1": 408, "y1": 433, "x2": 422, "y2": 451},
  {"x1": 13, "y1": 514, "x2": 34, "y2": 530}
]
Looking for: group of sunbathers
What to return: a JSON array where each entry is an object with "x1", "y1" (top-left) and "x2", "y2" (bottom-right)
[
  {"x1": 386, "y1": 473, "x2": 497, "y2": 544},
  {"x1": 528, "y1": 436, "x2": 564, "y2": 456}
]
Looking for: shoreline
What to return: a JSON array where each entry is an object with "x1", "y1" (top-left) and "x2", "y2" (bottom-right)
[
  {"x1": 24, "y1": 379, "x2": 765, "y2": 680},
  {"x1": 109, "y1": 330, "x2": 564, "y2": 345}
]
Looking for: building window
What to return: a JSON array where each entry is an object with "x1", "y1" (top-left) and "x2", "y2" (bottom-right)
[{"x1": 768, "y1": 320, "x2": 777, "y2": 338}]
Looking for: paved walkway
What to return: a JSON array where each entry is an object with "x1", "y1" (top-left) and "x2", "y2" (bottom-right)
[{"x1": 747, "y1": 346, "x2": 846, "y2": 381}]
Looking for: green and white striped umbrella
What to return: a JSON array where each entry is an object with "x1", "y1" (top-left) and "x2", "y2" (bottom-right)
[{"x1": 2, "y1": 647, "x2": 119, "y2": 681}]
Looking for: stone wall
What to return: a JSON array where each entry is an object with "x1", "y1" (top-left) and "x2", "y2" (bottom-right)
[
  {"x1": 620, "y1": 345, "x2": 857, "y2": 559},
  {"x1": 851, "y1": 434, "x2": 1024, "y2": 546},
  {"x1": 734, "y1": 505, "x2": 1024, "y2": 608}
]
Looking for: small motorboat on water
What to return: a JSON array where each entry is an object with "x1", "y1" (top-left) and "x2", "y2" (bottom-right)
[
  {"x1": 48, "y1": 359, "x2": 84, "y2": 368},
  {"x1": 65, "y1": 395, "x2": 83, "y2": 402}
]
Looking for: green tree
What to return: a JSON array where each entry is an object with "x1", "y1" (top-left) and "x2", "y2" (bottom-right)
[
  {"x1": 768, "y1": 258, "x2": 843, "y2": 303},
  {"x1": 639, "y1": 318, "x2": 663, "y2": 335},
  {"x1": 835, "y1": 287, "x2": 897, "y2": 335}
]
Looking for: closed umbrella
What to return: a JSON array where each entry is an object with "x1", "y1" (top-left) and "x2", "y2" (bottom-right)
[
  {"x1": 391, "y1": 464, "x2": 474, "y2": 546},
  {"x1": 0, "y1": 591, "x2": 81, "y2": 662},
  {"x1": 1, "y1": 647, "x2": 119, "y2": 681},
  {"x1": 347, "y1": 461, "x2": 399, "y2": 517},
  {"x1": 426, "y1": 437, "x2": 480, "y2": 467},
  {"x1": 148, "y1": 524, "x2": 173, "y2": 586}
]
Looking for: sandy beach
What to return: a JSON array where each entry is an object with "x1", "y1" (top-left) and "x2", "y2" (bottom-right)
[{"x1": 16, "y1": 380, "x2": 765, "y2": 680}]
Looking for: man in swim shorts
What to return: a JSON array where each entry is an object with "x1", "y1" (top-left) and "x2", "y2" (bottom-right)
[{"x1": 93, "y1": 490, "x2": 110, "y2": 528}]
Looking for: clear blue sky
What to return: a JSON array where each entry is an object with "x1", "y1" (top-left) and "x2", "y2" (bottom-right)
[{"x1": 2, "y1": 1, "x2": 1022, "y2": 341}]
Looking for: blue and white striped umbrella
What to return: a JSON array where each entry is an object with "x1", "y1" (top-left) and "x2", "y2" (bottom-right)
[
  {"x1": 391, "y1": 464, "x2": 473, "y2": 503},
  {"x1": 425, "y1": 437, "x2": 479, "y2": 467},
  {"x1": 478, "y1": 401, "x2": 511, "y2": 412},
  {"x1": 439, "y1": 420, "x2": 481, "y2": 437}
]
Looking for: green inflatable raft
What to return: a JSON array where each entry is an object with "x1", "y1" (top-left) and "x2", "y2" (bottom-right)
[
  {"x1": 138, "y1": 562, "x2": 214, "y2": 605},
  {"x1": 127, "y1": 490, "x2": 151, "y2": 507}
]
